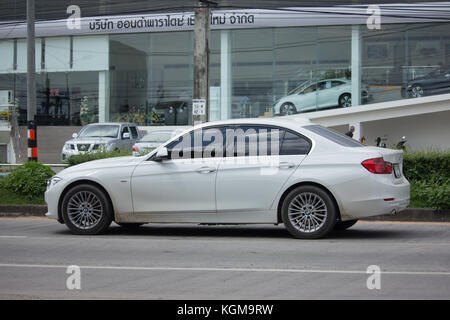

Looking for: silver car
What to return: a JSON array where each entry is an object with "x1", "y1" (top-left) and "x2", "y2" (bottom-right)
[
  {"x1": 62, "y1": 122, "x2": 140, "y2": 160},
  {"x1": 132, "y1": 129, "x2": 185, "y2": 156}
]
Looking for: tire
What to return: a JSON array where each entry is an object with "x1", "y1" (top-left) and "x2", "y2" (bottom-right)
[
  {"x1": 410, "y1": 85, "x2": 424, "y2": 98},
  {"x1": 334, "y1": 219, "x2": 358, "y2": 231},
  {"x1": 338, "y1": 93, "x2": 352, "y2": 108},
  {"x1": 61, "y1": 184, "x2": 113, "y2": 235},
  {"x1": 117, "y1": 223, "x2": 144, "y2": 229},
  {"x1": 279, "y1": 102, "x2": 297, "y2": 115},
  {"x1": 281, "y1": 185, "x2": 337, "y2": 239}
]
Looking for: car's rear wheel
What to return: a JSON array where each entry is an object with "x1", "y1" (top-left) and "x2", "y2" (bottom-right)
[
  {"x1": 62, "y1": 184, "x2": 113, "y2": 235},
  {"x1": 339, "y1": 93, "x2": 352, "y2": 108},
  {"x1": 334, "y1": 219, "x2": 358, "y2": 231},
  {"x1": 281, "y1": 185, "x2": 337, "y2": 239},
  {"x1": 279, "y1": 102, "x2": 297, "y2": 115}
]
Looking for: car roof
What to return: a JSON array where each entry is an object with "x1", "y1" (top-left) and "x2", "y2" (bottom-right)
[
  {"x1": 85, "y1": 122, "x2": 136, "y2": 126},
  {"x1": 193, "y1": 117, "x2": 312, "y2": 129}
]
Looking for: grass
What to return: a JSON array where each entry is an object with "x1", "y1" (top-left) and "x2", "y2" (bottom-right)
[{"x1": 409, "y1": 184, "x2": 428, "y2": 208}]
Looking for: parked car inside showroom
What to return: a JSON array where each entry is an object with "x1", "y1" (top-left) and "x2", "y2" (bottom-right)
[
  {"x1": 401, "y1": 68, "x2": 450, "y2": 98},
  {"x1": 62, "y1": 122, "x2": 140, "y2": 160},
  {"x1": 47, "y1": 117, "x2": 409, "y2": 239},
  {"x1": 273, "y1": 79, "x2": 371, "y2": 116}
]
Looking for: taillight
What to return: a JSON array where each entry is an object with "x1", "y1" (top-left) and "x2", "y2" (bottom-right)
[
  {"x1": 361, "y1": 157, "x2": 393, "y2": 174},
  {"x1": 132, "y1": 145, "x2": 138, "y2": 152}
]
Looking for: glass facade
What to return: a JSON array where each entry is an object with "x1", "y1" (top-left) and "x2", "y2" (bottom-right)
[
  {"x1": 0, "y1": 22, "x2": 449, "y2": 126},
  {"x1": 109, "y1": 31, "x2": 193, "y2": 126}
]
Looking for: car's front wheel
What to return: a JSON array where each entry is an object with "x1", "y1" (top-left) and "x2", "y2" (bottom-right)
[
  {"x1": 279, "y1": 102, "x2": 297, "y2": 115},
  {"x1": 61, "y1": 184, "x2": 113, "y2": 235},
  {"x1": 410, "y1": 85, "x2": 424, "y2": 98},
  {"x1": 281, "y1": 185, "x2": 337, "y2": 239}
]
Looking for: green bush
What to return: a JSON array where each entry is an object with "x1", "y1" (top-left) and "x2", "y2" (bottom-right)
[
  {"x1": 410, "y1": 180, "x2": 450, "y2": 211},
  {"x1": 404, "y1": 149, "x2": 450, "y2": 211},
  {"x1": 403, "y1": 149, "x2": 450, "y2": 182},
  {"x1": 64, "y1": 149, "x2": 132, "y2": 167},
  {"x1": 4, "y1": 162, "x2": 55, "y2": 197}
]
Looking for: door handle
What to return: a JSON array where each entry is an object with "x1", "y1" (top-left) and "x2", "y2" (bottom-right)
[
  {"x1": 278, "y1": 162, "x2": 296, "y2": 169},
  {"x1": 196, "y1": 166, "x2": 216, "y2": 173}
]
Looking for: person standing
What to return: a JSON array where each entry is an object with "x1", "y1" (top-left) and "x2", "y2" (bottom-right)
[{"x1": 345, "y1": 125, "x2": 355, "y2": 138}]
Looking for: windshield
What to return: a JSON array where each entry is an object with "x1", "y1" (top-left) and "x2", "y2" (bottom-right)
[
  {"x1": 141, "y1": 131, "x2": 173, "y2": 143},
  {"x1": 78, "y1": 125, "x2": 119, "y2": 138},
  {"x1": 288, "y1": 80, "x2": 313, "y2": 95}
]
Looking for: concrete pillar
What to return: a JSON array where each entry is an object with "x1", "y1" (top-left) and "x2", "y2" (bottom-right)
[
  {"x1": 220, "y1": 30, "x2": 231, "y2": 120},
  {"x1": 98, "y1": 71, "x2": 109, "y2": 123},
  {"x1": 351, "y1": 25, "x2": 361, "y2": 107}
]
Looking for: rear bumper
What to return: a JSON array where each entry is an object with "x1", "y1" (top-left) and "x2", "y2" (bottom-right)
[{"x1": 336, "y1": 175, "x2": 410, "y2": 221}]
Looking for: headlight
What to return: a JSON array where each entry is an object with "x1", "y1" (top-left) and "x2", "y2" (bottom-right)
[
  {"x1": 92, "y1": 144, "x2": 105, "y2": 151},
  {"x1": 47, "y1": 177, "x2": 62, "y2": 190}
]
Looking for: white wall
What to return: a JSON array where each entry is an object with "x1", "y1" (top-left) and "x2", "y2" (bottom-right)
[{"x1": 361, "y1": 110, "x2": 450, "y2": 150}]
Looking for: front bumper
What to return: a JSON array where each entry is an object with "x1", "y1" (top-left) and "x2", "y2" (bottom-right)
[{"x1": 45, "y1": 180, "x2": 67, "y2": 223}]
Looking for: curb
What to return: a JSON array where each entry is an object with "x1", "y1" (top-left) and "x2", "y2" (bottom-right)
[
  {"x1": 0, "y1": 204, "x2": 47, "y2": 217},
  {"x1": 361, "y1": 208, "x2": 450, "y2": 222},
  {"x1": 0, "y1": 205, "x2": 448, "y2": 222}
]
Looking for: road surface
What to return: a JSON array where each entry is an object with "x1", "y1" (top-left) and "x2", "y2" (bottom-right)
[{"x1": 0, "y1": 218, "x2": 449, "y2": 299}]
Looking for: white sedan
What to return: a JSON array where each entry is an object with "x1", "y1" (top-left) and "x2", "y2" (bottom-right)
[
  {"x1": 273, "y1": 79, "x2": 371, "y2": 116},
  {"x1": 45, "y1": 118, "x2": 409, "y2": 239}
]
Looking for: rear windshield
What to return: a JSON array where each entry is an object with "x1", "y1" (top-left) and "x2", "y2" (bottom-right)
[{"x1": 303, "y1": 125, "x2": 364, "y2": 147}]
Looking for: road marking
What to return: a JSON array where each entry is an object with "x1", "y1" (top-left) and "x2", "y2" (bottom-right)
[
  {"x1": 0, "y1": 263, "x2": 449, "y2": 276},
  {"x1": 358, "y1": 221, "x2": 450, "y2": 226},
  {"x1": 0, "y1": 236, "x2": 27, "y2": 238}
]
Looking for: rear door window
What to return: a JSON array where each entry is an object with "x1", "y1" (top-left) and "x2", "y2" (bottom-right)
[{"x1": 280, "y1": 131, "x2": 311, "y2": 155}]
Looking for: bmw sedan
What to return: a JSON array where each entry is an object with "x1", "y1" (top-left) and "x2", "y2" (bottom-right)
[{"x1": 45, "y1": 118, "x2": 410, "y2": 239}]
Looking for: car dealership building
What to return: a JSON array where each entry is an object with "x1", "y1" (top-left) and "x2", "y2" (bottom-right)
[{"x1": 0, "y1": 2, "x2": 450, "y2": 163}]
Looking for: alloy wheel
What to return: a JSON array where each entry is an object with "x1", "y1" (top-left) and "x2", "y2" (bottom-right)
[
  {"x1": 287, "y1": 192, "x2": 327, "y2": 233},
  {"x1": 411, "y1": 85, "x2": 424, "y2": 98},
  {"x1": 67, "y1": 191, "x2": 104, "y2": 230},
  {"x1": 340, "y1": 94, "x2": 352, "y2": 108}
]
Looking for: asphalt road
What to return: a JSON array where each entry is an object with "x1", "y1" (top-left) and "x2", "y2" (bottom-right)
[{"x1": 0, "y1": 218, "x2": 449, "y2": 300}]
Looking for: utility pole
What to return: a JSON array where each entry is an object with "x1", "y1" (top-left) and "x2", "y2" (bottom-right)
[
  {"x1": 192, "y1": 0, "x2": 211, "y2": 126},
  {"x1": 27, "y1": 0, "x2": 37, "y2": 161}
]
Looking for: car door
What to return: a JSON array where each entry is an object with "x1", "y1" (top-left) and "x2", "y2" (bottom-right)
[
  {"x1": 215, "y1": 125, "x2": 311, "y2": 212},
  {"x1": 128, "y1": 125, "x2": 139, "y2": 149},
  {"x1": 294, "y1": 83, "x2": 317, "y2": 112},
  {"x1": 130, "y1": 127, "x2": 226, "y2": 214},
  {"x1": 118, "y1": 125, "x2": 130, "y2": 150}
]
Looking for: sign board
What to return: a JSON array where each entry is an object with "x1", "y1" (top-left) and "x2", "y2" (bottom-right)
[{"x1": 192, "y1": 99, "x2": 206, "y2": 116}]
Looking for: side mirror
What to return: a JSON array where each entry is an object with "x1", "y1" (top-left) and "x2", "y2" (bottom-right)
[
  {"x1": 72, "y1": 133, "x2": 78, "y2": 139},
  {"x1": 122, "y1": 132, "x2": 130, "y2": 139},
  {"x1": 153, "y1": 147, "x2": 169, "y2": 162}
]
